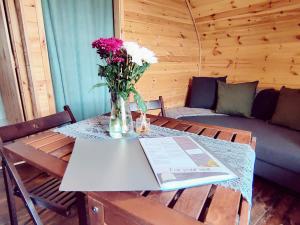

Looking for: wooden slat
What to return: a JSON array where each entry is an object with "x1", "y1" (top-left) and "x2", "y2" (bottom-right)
[
  {"x1": 201, "y1": 128, "x2": 218, "y2": 138},
  {"x1": 38, "y1": 136, "x2": 74, "y2": 153},
  {"x1": 234, "y1": 133, "x2": 251, "y2": 144},
  {"x1": 205, "y1": 186, "x2": 241, "y2": 225},
  {"x1": 173, "y1": 185, "x2": 212, "y2": 219},
  {"x1": 173, "y1": 123, "x2": 191, "y2": 131},
  {"x1": 89, "y1": 192, "x2": 203, "y2": 225},
  {"x1": 186, "y1": 125, "x2": 205, "y2": 134},
  {"x1": 239, "y1": 198, "x2": 250, "y2": 225},
  {"x1": 151, "y1": 118, "x2": 170, "y2": 127},
  {"x1": 21, "y1": 131, "x2": 57, "y2": 144},
  {"x1": 149, "y1": 117, "x2": 159, "y2": 123},
  {"x1": 4, "y1": 141, "x2": 67, "y2": 178},
  {"x1": 61, "y1": 154, "x2": 71, "y2": 162},
  {"x1": 146, "y1": 191, "x2": 179, "y2": 206},
  {"x1": 29, "y1": 133, "x2": 66, "y2": 148},
  {"x1": 50, "y1": 143, "x2": 74, "y2": 158},
  {"x1": 163, "y1": 120, "x2": 180, "y2": 129},
  {"x1": 216, "y1": 131, "x2": 234, "y2": 141}
]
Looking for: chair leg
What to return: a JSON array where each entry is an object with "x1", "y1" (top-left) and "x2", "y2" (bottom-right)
[
  {"x1": 76, "y1": 192, "x2": 88, "y2": 225},
  {"x1": 2, "y1": 161, "x2": 18, "y2": 225}
]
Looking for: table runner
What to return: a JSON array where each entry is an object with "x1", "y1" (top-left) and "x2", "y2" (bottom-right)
[{"x1": 54, "y1": 115, "x2": 255, "y2": 204}]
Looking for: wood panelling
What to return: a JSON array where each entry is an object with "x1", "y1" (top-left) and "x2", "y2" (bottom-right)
[
  {"x1": 0, "y1": 0, "x2": 24, "y2": 123},
  {"x1": 4, "y1": 0, "x2": 34, "y2": 120},
  {"x1": 15, "y1": 0, "x2": 55, "y2": 116},
  {"x1": 3, "y1": 0, "x2": 56, "y2": 120},
  {"x1": 190, "y1": 0, "x2": 300, "y2": 89},
  {"x1": 122, "y1": 0, "x2": 200, "y2": 108}
]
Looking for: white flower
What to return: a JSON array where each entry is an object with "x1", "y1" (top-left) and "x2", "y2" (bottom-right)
[
  {"x1": 123, "y1": 41, "x2": 143, "y2": 66},
  {"x1": 123, "y1": 41, "x2": 158, "y2": 66},
  {"x1": 140, "y1": 47, "x2": 158, "y2": 64}
]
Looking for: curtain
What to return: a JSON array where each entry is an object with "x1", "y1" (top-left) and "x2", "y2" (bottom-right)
[
  {"x1": 41, "y1": 0, "x2": 114, "y2": 121},
  {"x1": 0, "y1": 94, "x2": 6, "y2": 125}
]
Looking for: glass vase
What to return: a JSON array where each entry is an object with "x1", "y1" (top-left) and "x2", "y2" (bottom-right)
[{"x1": 109, "y1": 91, "x2": 134, "y2": 138}]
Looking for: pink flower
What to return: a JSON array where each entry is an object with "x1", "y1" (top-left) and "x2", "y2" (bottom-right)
[
  {"x1": 112, "y1": 56, "x2": 125, "y2": 63},
  {"x1": 92, "y1": 37, "x2": 123, "y2": 54}
]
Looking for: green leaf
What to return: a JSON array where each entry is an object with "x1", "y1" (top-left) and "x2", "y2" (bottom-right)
[
  {"x1": 90, "y1": 83, "x2": 107, "y2": 92},
  {"x1": 131, "y1": 87, "x2": 147, "y2": 113}
]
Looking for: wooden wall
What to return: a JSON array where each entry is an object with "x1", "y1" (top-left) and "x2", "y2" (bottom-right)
[
  {"x1": 121, "y1": 0, "x2": 200, "y2": 107},
  {"x1": 189, "y1": 0, "x2": 300, "y2": 89}
]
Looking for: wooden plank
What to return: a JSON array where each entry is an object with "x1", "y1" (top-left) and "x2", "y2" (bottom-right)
[
  {"x1": 173, "y1": 123, "x2": 191, "y2": 131},
  {"x1": 29, "y1": 134, "x2": 67, "y2": 148},
  {"x1": 146, "y1": 191, "x2": 179, "y2": 206},
  {"x1": 217, "y1": 131, "x2": 234, "y2": 141},
  {"x1": 234, "y1": 133, "x2": 251, "y2": 144},
  {"x1": 21, "y1": 131, "x2": 57, "y2": 144},
  {"x1": 3, "y1": 0, "x2": 34, "y2": 120},
  {"x1": 173, "y1": 185, "x2": 212, "y2": 219},
  {"x1": 50, "y1": 142, "x2": 74, "y2": 158},
  {"x1": 239, "y1": 198, "x2": 250, "y2": 225},
  {"x1": 38, "y1": 137, "x2": 74, "y2": 153},
  {"x1": 0, "y1": 0, "x2": 24, "y2": 123},
  {"x1": 201, "y1": 128, "x2": 219, "y2": 138},
  {"x1": 14, "y1": 0, "x2": 55, "y2": 117},
  {"x1": 162, "y1": 120, "x2": 180, "y2": 129},
  {"x1": 61, "y1": 154, "x2": 71, "y2": 162},
  {"x1": 151, "y1": 118, "x2": 170, "y2": 127},
  {"x1": 89, "y1": 192, "x2": 204, "y2": 225},
  {"x1": 3, "y1": 141, "x2": 67, "y2": 178},
  {"x1": 205, "y1": 186, "x2": 241, "y2": 225},
  {"x1": 186, "y1": 125, "x2": 205, "y2": 134}
]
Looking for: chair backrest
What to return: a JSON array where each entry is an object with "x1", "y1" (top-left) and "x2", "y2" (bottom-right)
[
  {"x1": 130, "y1": 96, "x2": 166, "y2": 117},
  {"x1": 0, "y1": 139, "x2": 43, "y2": 225},
  {"x1": 0, "y1": 105, "x2": 76, "y2": 143}
]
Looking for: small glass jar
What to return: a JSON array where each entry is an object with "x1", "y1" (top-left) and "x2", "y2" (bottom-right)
[{"x1": 135, "y1": 116, "x2": 150, "y2": 135}]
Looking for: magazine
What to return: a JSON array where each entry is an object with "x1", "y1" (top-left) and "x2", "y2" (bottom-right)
[{"x1": 139, "y1": 136, "x2": 237, "y2": 191}]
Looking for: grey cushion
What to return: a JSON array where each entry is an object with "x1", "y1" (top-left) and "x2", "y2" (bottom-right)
[
  {"x1": 216, "y1": 81, "x2": 258, "y2": 117},
  {"x1": 179, "y1": 115, "x2": 300, "y2": 173}
]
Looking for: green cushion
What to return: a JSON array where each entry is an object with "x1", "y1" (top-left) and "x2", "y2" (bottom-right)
[
  {"x1": 216, "y1": 81, "x2": 258, "y2": 117},
  {"x1": 271, "y1": 87, "x2": 300, "y2": 131}
]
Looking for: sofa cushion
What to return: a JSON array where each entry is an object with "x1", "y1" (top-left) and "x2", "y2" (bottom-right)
[
  {"x1": 179, "y1": 115, "x2": 300, "y2": 173},
  {"x1": 189, "y1": 76, "x2": 227, "y2": 109},
  {"x1": 251, "y1": 89, "x2": 279, "y2": 120},
  {"x1": 216, "y1": 81, "x2": 258, "y2": 117},
  {"x1": 271, "y1": 87, "x2": 300, "y2": 131}
]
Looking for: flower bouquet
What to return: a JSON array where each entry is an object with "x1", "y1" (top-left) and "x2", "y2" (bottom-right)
[{"x1": 92, "y1": 37, "x2": 157, "y2": 138}]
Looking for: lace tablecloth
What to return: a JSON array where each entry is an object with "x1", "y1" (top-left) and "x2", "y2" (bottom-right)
[{"x1": 54, "y1": 116, "x2": 255, "y2": 205}]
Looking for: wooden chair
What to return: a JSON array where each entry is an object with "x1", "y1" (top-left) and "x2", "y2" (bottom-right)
[
  {"x1": 130, "y1": 96, "x2": 166, "y2": 117},
  {"x1": 0, "y1": 105, "x2": 78, "y2": 225},
  {"x1": 1, "y1": 140, "x2": 43, "y2": 225}
]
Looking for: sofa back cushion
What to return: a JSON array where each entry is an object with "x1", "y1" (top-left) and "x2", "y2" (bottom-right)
[
  {"x1": 216, "y1": 81, "x2": 258, "y2": 117},
  {"x1": 271, "y1": 87, "x2": 300, "y2": 131},
  {"x1": 188, "y1": 76, "x2": 227, "y2": 109},
  {"x1": 251, "y1": 89, "x2": 279, "y2": 120}
]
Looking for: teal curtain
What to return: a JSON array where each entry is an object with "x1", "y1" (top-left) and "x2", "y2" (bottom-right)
[
  {"x1": 41, "y1": 0, "x2": 114, "y2": 120},
  {"x1": 0, "y1": 94, "x2": 6, "y2": 125}
]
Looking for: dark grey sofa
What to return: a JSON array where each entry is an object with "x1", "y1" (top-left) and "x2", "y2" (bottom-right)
[{"x1": 179, "y1": 115, "x2": 300, "y2": 192}]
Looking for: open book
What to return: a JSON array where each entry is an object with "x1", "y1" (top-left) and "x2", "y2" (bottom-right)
[{"x1": 139, "y1": 136, "x2": 237, "y2": 191}]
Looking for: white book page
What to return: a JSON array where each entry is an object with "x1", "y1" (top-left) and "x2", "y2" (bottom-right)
[{"x1": 139, "y1": 136, "x2": 237, "y2": 190}]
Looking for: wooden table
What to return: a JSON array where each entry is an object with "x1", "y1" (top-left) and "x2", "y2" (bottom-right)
[{"x1": 4, "y1": 113, "x2": 255, "y2": 225}]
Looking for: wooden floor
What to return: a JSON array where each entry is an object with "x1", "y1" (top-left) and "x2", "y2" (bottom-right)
[{"x1": 0, "y1": 164, "x2": 299, "y2": 225}]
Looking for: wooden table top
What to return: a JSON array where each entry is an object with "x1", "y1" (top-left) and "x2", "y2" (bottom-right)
[{"x1": 4, "y1": 113, "x2": 255, "y2": 225}]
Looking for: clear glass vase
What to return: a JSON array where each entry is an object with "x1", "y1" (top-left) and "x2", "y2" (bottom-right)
[{"x1": 109, "y1": 91, "x2": 134, "y2": 138}]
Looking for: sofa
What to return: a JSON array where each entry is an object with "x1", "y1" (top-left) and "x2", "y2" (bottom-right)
[{"x1": 165, "y1": 83, "x2": 300, "y2": 193}]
